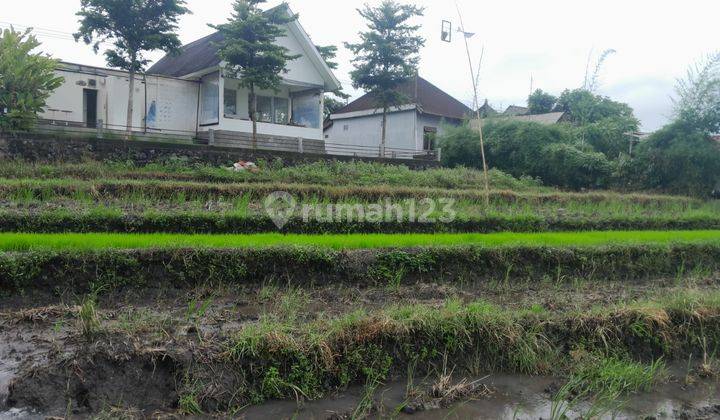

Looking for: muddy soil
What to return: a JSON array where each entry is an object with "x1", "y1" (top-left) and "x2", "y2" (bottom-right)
[
  {"x1": 1, "y1": 276, "x2": 719, "y2": 418},
  {"x1": 237, "y1": 370, "x2": 720, "y2": 420}
]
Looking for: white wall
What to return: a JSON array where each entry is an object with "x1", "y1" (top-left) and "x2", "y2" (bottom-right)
[
  {"x1": 145, "y1": 75, "x2": 199, "y2": 133},
  {"x1": 42, "y1": 68, "x2": 144, "y2": 130},
  {"x1": 325, "y1": 111, "x2": 463, "y2": 152},
  {"x1": 325, "y1": 110, "x2": 418, "y2": 151},
  {"x1": 42, "y1": 66, "x2": 199, "y2": 135},
  {"x1": 276, "y1": 30, "x2": 325, "y2": 87}
]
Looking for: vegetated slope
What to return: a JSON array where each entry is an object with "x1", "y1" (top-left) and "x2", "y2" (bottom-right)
[
  {"x1": 4, "y1": 288, "x2": 719, "y2": 416},
  {"x1": 0, "y1": 160, "x2": 717, "y2": 234}
]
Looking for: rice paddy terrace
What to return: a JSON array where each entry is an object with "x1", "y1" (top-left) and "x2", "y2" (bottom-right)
[{"x1": 1, "y1": 160, "x2": 720, "y2": 419}]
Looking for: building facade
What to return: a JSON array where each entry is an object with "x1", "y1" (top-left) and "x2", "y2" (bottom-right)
[
  {"x1": 324, "y1": 77, "x2": 472, "y2": 156},
  {"x1": 40, "y1": 4, "x2": 341, "y2": 142}
]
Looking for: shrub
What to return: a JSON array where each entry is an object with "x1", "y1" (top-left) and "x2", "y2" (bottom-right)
[
  {"x1": 440, "y1": 121, "x2": 614, "y2": 190},
  {"x1": 0, "y1": 28, "x2": 63, "y2": 133},
  {"x1": 619, "y1": 121, "x2": 720, "y2": 196}
]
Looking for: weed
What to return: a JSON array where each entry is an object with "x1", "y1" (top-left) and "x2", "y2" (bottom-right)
[{"x1": 77, "y1": 295, "x2": 101, "y2": 338}]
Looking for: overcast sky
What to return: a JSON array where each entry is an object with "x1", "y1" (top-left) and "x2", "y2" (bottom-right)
[{"x1": 3, "y1": 0, "x2": 718, "y2": 131}]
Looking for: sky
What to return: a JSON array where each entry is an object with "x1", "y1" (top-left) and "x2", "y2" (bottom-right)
[{"x1": 3, "y1": 0, "x2": 718, "y2": 131}]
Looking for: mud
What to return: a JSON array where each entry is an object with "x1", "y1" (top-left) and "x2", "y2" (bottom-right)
[
  {"x1": 239, "y1": 370, "x2": 720, "y2": 420},
  {"x1": 1, "y1": 278, "x2": 720, "y2": 418}
]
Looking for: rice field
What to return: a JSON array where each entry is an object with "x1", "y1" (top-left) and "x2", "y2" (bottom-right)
[
  {"x1": 0, "y1": 230, "x2": 719, "y2": 252},
  {"x1": 1, "y1": 158, "x2": 719, "y2": 419}
]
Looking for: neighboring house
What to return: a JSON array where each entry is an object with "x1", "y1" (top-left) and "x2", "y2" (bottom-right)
[
  {"x1": 40, "y1": 4, "x2": 341, "y2": 144},
  {"x1": 712, "y1": 135, "x2": 720, "y2": 144},
  {"x1": 503, "y1": 105, "x2": 530, "y2": 116},
  {"x1": 501, "y1": 111, "x2": 569, "y2": 125},
  {"x1": 324, "y1": 76, "x2": 472, "y2": 155},
  {"x1": 473, "y1": 102, "x2": 568, "y2": 126},
  {"x1": 478, "y1": 99, "x2": 498, "y2": 118}
]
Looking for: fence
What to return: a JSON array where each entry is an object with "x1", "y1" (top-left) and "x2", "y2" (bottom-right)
[{"x1": 21, "y1": 119, "x2": 441, "y2": 162}]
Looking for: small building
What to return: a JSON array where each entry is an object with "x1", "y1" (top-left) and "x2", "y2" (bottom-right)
[
  {"x1": 324, "y1": 76, "x2": 472, "y2": 157},
  {"x1": 502, "y1": 105, "x2": 530, "y2": 116},
  {"x1": 40, "y1": 4, "x2": 341, "y2": 148}
]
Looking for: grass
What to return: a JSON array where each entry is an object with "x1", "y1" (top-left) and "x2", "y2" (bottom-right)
[
  {"x1": 0, "y1": 230, "x2": 719, "y2": 252},
  {"x1": 190, "y1": 290, "x2": 720, "y2": 409},
  {"x1": 0, "y1": 160, "x2": 548, "y2": 192}
]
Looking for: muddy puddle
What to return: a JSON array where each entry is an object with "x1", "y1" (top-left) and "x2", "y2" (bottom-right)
[{"x1": 241, "y1": 371, "x2": 720, "y2": 420}]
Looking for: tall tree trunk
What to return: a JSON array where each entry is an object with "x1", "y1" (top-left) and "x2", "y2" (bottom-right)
[
  {"x1": 381, "y1": 106, "x2": 387, "y2": 157},
  {"x1": 126, "y1": 66, "x2": 136, "y2": 141},
  {"x1": 249, "y1": 85, "x2": 257, "y2": 149}
]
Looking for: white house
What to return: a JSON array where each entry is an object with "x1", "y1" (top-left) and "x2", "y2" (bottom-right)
[
  {"x1": 324, "y1": 76, "x2": 472, "y2": 157},
  {"x1": 40, "y1": 4, "x2": 341, "y2": 145}
]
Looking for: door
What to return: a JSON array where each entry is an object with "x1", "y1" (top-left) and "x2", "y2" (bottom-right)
[
  {"x1": 83, "y1": 89, "x2": 98, "y2": 128},
  {"x1": 423, "y1": 126, "x2": 438, "y2": 150}
]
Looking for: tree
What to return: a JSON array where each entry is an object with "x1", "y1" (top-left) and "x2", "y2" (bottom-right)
[
  {"x1": 555, "y1": 89, "x2": 637, "y2": 127},
  {"x1": 212, "y1": 0, "x2": 299, "y2": 146},
  {"x1": 527, "y1": 89, "x2": 557, "y2": 115},
  {"x1": 674, "y1": 51, "x2": 720, "y2": 134},
  {"x1": 75, "y1": 0, "x2": 190, "y2": 138},
  {"x1": 0, "y1": 28, "x2": 63, "y2": 134},
  {"x1": 440, "y1": 120, "x2": 613, "y2": 190},
  {"x1": 345, "y1": 0, "x2": 425, "y2": 154},
  {"x1": 316, "y1": 44, "x2": 350, "y2": 119},
  {"x1": 619, "y1": 121, "x2": 720, "y2": 196}
]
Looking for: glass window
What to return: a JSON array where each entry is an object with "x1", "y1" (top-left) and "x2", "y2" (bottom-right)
[
  {"x1": 224, "y1": 88, "x2": 237, "y2": 116},
  {"x1": 291, "y1": 92, "x2": 321, "y2": 129},
  {"x1": 200, "y1": 73, "x2": 219, "y2": 125},
  {"x1": 274, "y1": 97, "x2": 289, "y2": 124},
  {"x1": 256, "y1": 96, "x2": 272, "y2": 123}
]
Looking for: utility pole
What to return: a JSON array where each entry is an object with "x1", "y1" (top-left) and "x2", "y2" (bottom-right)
[{"x1": 454, "y1": 1, "x2": 490, "y2": 206}]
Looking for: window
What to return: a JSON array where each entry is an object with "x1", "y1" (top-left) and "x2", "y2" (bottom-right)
[
  {"x1": 343, "y1": 124, "x2": 349, "y2": 132},
  {"x1": 423, "y1": 127, "x2": 438, "y2": 150},
  {"x1": 256, "y1": 96, "x2": 273, "y2": 123},
  {"x1": 224, "y1": 89, "x2": 237, "y2": 116},
  {"x1": 291, "y1": 91, "x2": 321, "y2": 129},
  {"x1": 200, "y1": 73, "x2": 219, "y2": 125},
  {"x1": 274, "y1": 97, "x2": 289, "y2": 124},
  {"x1": 253, "y1": 96, "x2": 289, "y2": 124}
]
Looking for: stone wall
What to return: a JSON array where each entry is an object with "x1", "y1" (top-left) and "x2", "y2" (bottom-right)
[{"x1": 0, "y1": 134, "x2": 440, "y2": 169}]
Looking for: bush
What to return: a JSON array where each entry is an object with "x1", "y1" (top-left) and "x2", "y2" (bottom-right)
[
  {"x1": 440, "y1": 121, "x2": 613, "y2": 190},
  {"x1": 619, "y1": 121, "x2": 720, "y2": 196},
  {"x1": 0, "y1": 28, "x2": 63, "y2": 133}
]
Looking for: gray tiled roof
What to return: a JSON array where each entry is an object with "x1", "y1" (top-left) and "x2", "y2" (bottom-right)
[
  {"x1": 147, "y1": 32, "x2": 224, "y2": 78},
  {"x1": 333, "y1": 76, "x2": 472, "y2": 120}
]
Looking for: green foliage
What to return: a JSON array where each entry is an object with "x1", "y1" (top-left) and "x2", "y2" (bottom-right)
[
  {"x1": 674, "y1": 51, "x2": 720, "y2": 134},
  {"x1": 315, "y1": 44, "x2": 340, "y2": 70},
  {"x1": 527, "y1": 89, "x2": 557, "y2": 115},
  {"x1": 556, "y1": 88, "x2": 639, "y2": 129},
  {"x1": 212, "y1": 0, "x2": 299, "y2": 138},
  {"x1": 542, "y1": 143, "x2": 613, "y2": 189},
  {"x1": 0, "y1": 28, "x2": 63, "y2": 133},
  {"x1": 323, "y1": 95, "x2": 346, "y2": 120},
  {"x1": 75, "y1": 0, "x2": 189, "y2": 72},
  {"x1": 578, "y1": 116, "x2": 637, "y2": 159},
  {"x1": 441, "y1": 121, "x2": 613, "y2": 190},
  {"x1": 316, "y1": 44, "x2": 350, "y2": 119},
  {"x1": 345, "y1": 0, "x2": 425, "y2": 142},
  {"x1": 213, "y1": 1, "x2": 298, "y2": 91},
  {"x1": 620, "y1": 121, "x2": 720, "y2": 196}
]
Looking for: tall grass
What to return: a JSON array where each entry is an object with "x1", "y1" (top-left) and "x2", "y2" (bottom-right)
[
  {"x1": 0, "y1": 160, "x2": 548, "y2": 192},
  {"x1": 0, "y1": 231, "x2": 718, "y2": 252}
]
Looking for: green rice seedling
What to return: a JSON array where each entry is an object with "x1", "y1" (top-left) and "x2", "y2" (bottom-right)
[
  {"x1": 0, "y1": 230, "x2": 718, "y2": 252},
  {"x1": 78, "y1": 295, "x2": 101, "y2": 338}
]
